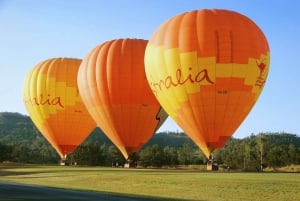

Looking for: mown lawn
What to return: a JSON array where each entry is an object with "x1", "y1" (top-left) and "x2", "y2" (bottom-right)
[{"x1": 0, "y1": 165, "x2": 299, "y2": 201}]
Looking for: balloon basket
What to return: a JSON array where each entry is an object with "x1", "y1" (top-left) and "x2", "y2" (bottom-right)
[
  {"x1": 59, "y1": 155, "x2": 68, "y2": 166},
  {"x1": 59, "y1": 160, "x2": 66, "y2": 166},
  {"x1": 124, "y1": 160, "x2": 137, "y2": 168},
  {"x1": 206, "y1": 158, "x2": 218, "y2": 171}
]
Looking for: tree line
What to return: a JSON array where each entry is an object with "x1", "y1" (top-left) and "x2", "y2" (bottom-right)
[
  {"x1": 0, "y1": 112, "x2": 300, "y2": 170},
  {"x1": 65, "y1": 132, "x2": 300, "y2": 171}
]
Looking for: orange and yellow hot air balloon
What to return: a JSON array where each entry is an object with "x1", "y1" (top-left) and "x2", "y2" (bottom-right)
[
  {"x1": 144, "y1": 9, "x2": 270, "y2": 158},
  {"x1": 22, "y1": 58, "x2": 96, "y2": 160},
  {"x1": 77, "y1": 38, "x2": 168, "y2": 159}
]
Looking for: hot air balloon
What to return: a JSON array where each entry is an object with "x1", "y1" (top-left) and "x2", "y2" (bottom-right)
[
  {"x1": 77, "y1": 38, "x2": 168, "y2": 160},
  {"x1": 144, "y1": 9, "x2": 270, "y2": 158},
  {"x1": 22, "y1": 58, "x2": 97, "y2": 160}
]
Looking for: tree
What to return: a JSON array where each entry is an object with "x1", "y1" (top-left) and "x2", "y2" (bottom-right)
[
  {"x1": 0, "y1": 142, "x2": 12, "y2": 162},
  {"x1": 288, "y1": 144, "x2": 299, "y2": 164},
  {"x1": 163, "y1": 146, "x2": 179, "y2": 166},
  {"x1": 178, "y1": 142, "x2": 194, "y2": 165},
  {"x1": 69, "y1": 142, "x2": 106, "y2": 166},
  {"x1": 138, "y1": 146, "x2": 152, "y2": 167},
  {"x1": 108, "y1": 145, "x2": 125, "y2": 167},
  {"x1": 138, "y1": 144, "x2": 164, "y2": 167},
  {"x1": 243, "y1": 141, "x2": 251, "y2": 170},
  {"x1": 266, "y1": 146, "x2": 282, "y2": 169},
  {"x1": 257, "y1": 134, "x2": 266, "y2": 171}
]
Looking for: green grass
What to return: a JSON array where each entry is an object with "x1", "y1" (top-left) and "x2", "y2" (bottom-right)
[{"x1": 0, "y1": 165, "x2": 299, "y2": 201}]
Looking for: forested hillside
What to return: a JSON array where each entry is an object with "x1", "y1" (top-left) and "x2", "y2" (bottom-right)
[{"x1": 0, "y1": 112, "x2": 299, "y2": 170}]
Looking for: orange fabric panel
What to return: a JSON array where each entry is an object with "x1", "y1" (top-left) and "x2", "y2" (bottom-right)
[
  {"x1": 144, "y1": 9, "x2": 270, "y2": 158},
  {"x1": 23, "y1": 58, "x2": 96, "y2": 159},
  {"x1": 151, "y1": 9, "x2": 269, "y2": 64},
  {"x1": 78, "y1": 39, "x2": 168, "y2": 159}
]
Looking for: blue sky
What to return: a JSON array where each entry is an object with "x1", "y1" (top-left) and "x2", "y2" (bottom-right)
[{"x1": 0, "y1": 0, "x2": 299, "y2": 138}]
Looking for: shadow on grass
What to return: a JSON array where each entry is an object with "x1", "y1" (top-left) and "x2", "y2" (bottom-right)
[
  {"x1": 0, "y1": 165, "x2": 205, "y2": 200},
  {"x1": 0, "y1": 181, "x2": 200, "y2": 201}
]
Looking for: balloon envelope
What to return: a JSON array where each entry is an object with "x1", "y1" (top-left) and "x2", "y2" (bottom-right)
[
  {"x1": 22, "y1": 58, "x2": 96, "y2": 159},
  {"x1": 144, "y1": 9, "x2": 270, "y2": 158},
  {"x1": 78, "y1": 38, "x2": 168, "y2": 159}
]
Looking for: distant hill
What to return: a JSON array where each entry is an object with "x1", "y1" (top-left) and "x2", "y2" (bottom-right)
[
  {"x1": 1, "y1": 112, "x2": 299, "y2": 149},
  {"x1": 0, "y1": 112, "x2": 194, "y2": 150},
  {"x1": 0, "y1": 112, "x2": 40, "y2": 145}
]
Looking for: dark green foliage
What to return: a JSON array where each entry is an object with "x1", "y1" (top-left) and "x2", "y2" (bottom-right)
[
  {"x1": 0, "y1": 112, "x2": 59, "y2": 163},
  {"x1": 145, "y1": 132, "x2": 194, "y2": 147},
  {"x1": 139, "y1": 144, "x2": 165, "y2": 167},
  {"x1": 67, "y1": 141, "x2": 106, "y2": 166},
  {"x1": 107, "y1": 145, "x2": 126, "y2": 166},
  {"x1": 0, "y1": 112, "x2": 299, "y2": 170},
  {"x1": 177, "y1": 142, "x2": 196, "y2": 165},
  {"x1": 0, "y1": 142, "x2": 12, "y2": 161},
  {"x1": 163, "y1": 146, "x2": 179, "y2": 166},
  {"x1": 214, "y1": 133, "x2": 300, "y2": 170}
]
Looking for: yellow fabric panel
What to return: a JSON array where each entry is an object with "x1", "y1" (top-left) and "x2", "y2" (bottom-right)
[
  {"x1": 145, "y1": 9, "x2": 270, "y2": 158},
  {"x1": 215, "y1": 63, "x2": 232, "y2": 77},
  {"x1": 232, "y1": 63, "x2": 247, "y2": 78},
  {"x1": 23, "y1": 58, "x2": 96, "y2": 159}
]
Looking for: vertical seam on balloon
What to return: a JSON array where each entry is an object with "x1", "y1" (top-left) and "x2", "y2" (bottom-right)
[
  {"x1": 103, "y1": 42, "x2": 114, "y2": 135},
  {"x1": 212, "y1": 30, "x2": 219, "y2": 150},
  {"x1": 32, "y1": 64, "x2": 42, "y2": 141},
  {"x1": 119, "y1": 39, "x2": 130, "y2": 154},
  {"x1": 178, "y1": 13, "x2": 197, "y2": 140},
  {"x1": 161, "y1": 20, "x2": 178, "y2": 125},
  {"x1": 224, "y1": 16, "x2": 244, "y2": 135},
  {"x1": 40, "y1": 61, "x2": 49, "y2": 128},
  {"x1": 99, "y1": 43, "x2": 115, "y2": 141},
  {"x1": 107, "y1": 40, "x2": 128, "y2": 159},
  {"x1": 135, "y1": 39, "x2": 147, "y2": 149},
  {"x1": 130, "y1": 42, "x2": 137, "y2": 152},
  {"x1": 185, "y1": 9, "x2": 206, "y2": 151},
  {"x1": 233, "y1": 16, "x2": 250, "y2": 136},
  {"x1": 128, "y1": 39, "x2": 135, "y2": 146},
  {"x1": 56, "y1": 58, "x2": 65, "y2": 155},
  {"x1": 33, "y1": 62, "x2": 41, "y2": 132},
  {"x1": 47, "y1": 59, "x2": 61, "y2": 157},
  {"x1": 190, "y1": 10, "x2": 209, "y2": 152},
  {"x1": 221, "y1": 30, "x2": 234, "y2": 142},
  {"x1": 63, "y1": 58, "x2": 69, "y2": 155},
  {"x1": 44, "y1": 59, "x2": 59, "y2": 157},
  {"x1": 44, "y1": 59, "x2": 55, "y2": 145},
  {"x1": 93, "y1": 45, "x2": 103, "y2": 120},
  {"x1": 70, "y1": 59, "x2": 80, "y2": 154},
  {"x1": 196, "y1": 11, "x2": 208, "y2": 148},
  {"x1": 74, "y1": 59, "x2": 82, "y2": 147}
]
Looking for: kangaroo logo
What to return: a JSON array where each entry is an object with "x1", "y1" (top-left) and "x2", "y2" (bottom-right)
[{"x1": 255, "y1": 58, "x2": 267, "y2": 88}]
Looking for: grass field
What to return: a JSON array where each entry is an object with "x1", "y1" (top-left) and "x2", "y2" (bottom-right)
[{"x1": 0, "y1": 165, "x2": 299, "y2": 201}]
